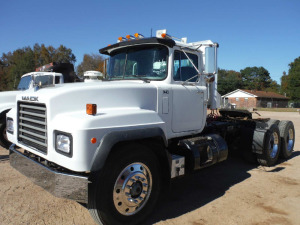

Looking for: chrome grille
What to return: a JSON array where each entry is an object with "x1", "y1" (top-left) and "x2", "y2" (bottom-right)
[{"x1": 18, "y1": 102, "x2": 47, "y2": 154}]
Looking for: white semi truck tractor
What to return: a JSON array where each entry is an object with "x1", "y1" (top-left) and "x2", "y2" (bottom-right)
[
  {"x1": 0, "y1": 62, "x2": 79, "y2": 148},
  {"x1": 7, "y1": 30, "x2": 295, "y2": 225}
]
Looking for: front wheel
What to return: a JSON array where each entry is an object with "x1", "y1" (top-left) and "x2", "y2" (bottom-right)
[
  {"x1": 88, "y1": 143, "x2": 161, "y2": 225},
  {"x1": 0, "y1": 117, "x2": 11, "y2": 149}
]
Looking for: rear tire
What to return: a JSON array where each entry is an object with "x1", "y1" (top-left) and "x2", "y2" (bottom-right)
[
  {"x1": 266, "y1": 119, "x2": 279, "y2": 128},
  {"x1": 278, "y1": 120, "x2": 295, "y2": 159},
  {"x1": 257, "y1": 124, "x2": 281, "y2": 167},
  {"x1": 0, "y1": 117, "x2": 11, "y2": 149},
  {"x1": 88, "y1": 143, "x2": 161, "y2": 225}
]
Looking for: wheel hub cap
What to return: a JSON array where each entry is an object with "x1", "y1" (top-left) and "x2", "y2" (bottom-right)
[
  {"x1": 113, "y1": 163, "x2": 152, "y2": 216},
  {"x1": 269, "y1": 131, "x2": 279, "y2": 158},
  {"x1": 130, "y1": 181, "x2": 143, "y2": 198}
]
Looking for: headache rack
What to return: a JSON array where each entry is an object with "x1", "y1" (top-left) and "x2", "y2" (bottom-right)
[{"x1": 17, "y1": 101, "x2": 48, "y2": 154}]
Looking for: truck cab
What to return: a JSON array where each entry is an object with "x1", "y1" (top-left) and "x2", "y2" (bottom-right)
[{"x1": 17, "y1": 72, "x2": 64, "y2": 90}]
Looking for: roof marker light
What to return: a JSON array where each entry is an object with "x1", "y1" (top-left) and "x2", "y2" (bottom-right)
[
  {"x1": 156, "y1": 29, "x2": 167, "y2": 38},
  {"x1": 134, "y1": 33, "x2": 144, "y2": 39},
  {"x1": 161, "y1": 33, "x2": 172, "y2": 39},
  {"x1": 117, "y1": 37, "x2": 126, "y2": 42},
  {"x1": 126, "y1": 35, "x2": 135, "y2": 40}
]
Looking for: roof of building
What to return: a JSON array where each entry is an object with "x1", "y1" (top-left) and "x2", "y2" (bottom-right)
[{"x1": 222, "y1": 89, "x2": 289, "y2": 99}]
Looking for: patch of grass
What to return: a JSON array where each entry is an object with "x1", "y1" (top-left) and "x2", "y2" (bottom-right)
[{"x1": 255, "y1": 108, "x2": 299, "y2": 112}]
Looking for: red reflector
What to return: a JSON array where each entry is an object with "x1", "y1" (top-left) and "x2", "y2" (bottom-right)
[{"x1": 91, "y1": 138, "x2": 97, "y2": 144}]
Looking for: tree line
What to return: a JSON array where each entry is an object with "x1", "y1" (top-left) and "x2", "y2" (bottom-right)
[
  {"x1": 218, "y1": 57, "x2": 300, "y2": 102},
  {"x1": 0, "y1": 44, "x2": 299, "y2": 101},
  {"x1": 0, "y1": 44, "x2": 76, "y2": 91},
  {"x1": 218, "y1": 67, "x2": 279, "y2": 96},
  {"x1": 0, "y1": 44, "x2": 105, "y2": 91}
]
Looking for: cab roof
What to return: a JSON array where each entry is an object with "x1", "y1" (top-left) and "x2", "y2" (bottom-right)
[{"x1": 99, "y1": 37, "x2": 176, "y2": 55}]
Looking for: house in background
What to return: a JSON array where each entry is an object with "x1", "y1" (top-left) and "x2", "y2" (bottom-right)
[{"x1": 222, "y1": 89, "x2": 289, "y2": 108}]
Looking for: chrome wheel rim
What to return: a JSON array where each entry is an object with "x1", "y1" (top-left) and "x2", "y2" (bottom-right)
[
  {"x1": 287, "y1": 129, "x2": 294, "y2": 152},
  {"x1": 269, "y1": 132, "x2": 279, "y2": 158},
  {"x1": 113, "y1": 163, "x2": 152, "y2": 216}
]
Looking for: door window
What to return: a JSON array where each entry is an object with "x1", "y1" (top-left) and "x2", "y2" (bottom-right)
[{"x1": 173, "y1": 51, "x2": 198, "y2": 82}]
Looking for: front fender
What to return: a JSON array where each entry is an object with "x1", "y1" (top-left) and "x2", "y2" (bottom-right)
[
  {"x1": 90, "y1": 127, "x2": 168, "y2": 172},
  {"x1": 0, "y1": 107, "x2": 12, "y2": 119},
  {"x1": 46, "y1": 108, "x2": 168, "y2": 172},
  {"x1": 0, "y1": 91, "x2": 19, "y2": 116}
]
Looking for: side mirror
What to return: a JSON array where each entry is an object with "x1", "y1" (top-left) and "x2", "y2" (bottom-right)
[{"x1": 204, "y1": 46, "x2": 217, "y2": 75}]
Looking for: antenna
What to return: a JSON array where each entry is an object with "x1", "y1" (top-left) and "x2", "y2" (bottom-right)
[{"x1": 151, "y1": 28, "x2": 152, "y2": 37}]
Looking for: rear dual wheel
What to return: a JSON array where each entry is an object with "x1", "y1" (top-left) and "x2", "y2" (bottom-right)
[
  {"x1": 257, "y1": 124, "x2": 281, "y2": 166},
  {"x1": 88, "y1": 144, "x2": 161, "y2": 225},
  {"x1": 256, "y1": 120, "x2": 295, "y2": 166},
  {"x1": 278, "y1": 120, "x2": 295, "y2": 159}
]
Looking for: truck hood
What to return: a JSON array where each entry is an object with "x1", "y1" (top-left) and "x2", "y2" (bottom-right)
[{"x1": 16, "y1": 81, "x2": 158, "y2": 118}]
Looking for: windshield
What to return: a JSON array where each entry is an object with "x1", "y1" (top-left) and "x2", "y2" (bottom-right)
[
  {"x1": 34, "y1": 75, "x2": 54, "y2": 87},
  {"x1": 107, "y1": 45, "x2": 168, "y2": 80},
  {"x1": 17, "y1": 75, "x2": 32, "y2": 90}
]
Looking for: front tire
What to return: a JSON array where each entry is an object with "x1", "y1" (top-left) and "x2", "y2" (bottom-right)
[
  {"x1": 88, "y1": 143, "x2": 161, "y2": 225},
  {"x1": 0, "y1": 117, "x2": 11, "y2": 149}
]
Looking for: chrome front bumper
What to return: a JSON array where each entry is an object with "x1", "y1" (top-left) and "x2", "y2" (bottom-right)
[{"x1": 9, "y1": 144, "x2": 89, "y2": 203}]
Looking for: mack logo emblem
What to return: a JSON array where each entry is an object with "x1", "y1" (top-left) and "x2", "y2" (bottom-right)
[{"x1": 22, "y1": 96, "x2": 39, "y2": 101}]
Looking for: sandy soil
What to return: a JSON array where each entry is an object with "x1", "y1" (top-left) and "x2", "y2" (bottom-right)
[{"x1": 0, "y1": 111, "x2": 299, "y2": 225}]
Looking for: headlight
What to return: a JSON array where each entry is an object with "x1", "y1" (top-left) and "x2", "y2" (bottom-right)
[
  {"x1": 6, "y1": 118, "x2": 14, "y2": 134},
  {"x1": 55, "y1": 131, "x2": 72, "y2": 157}
]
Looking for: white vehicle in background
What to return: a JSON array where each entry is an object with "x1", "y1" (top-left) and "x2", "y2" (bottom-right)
[
  {"x1": 0, "y1": 63, "x2": 77, "y2": 148},
  {"x1": 83, "y1": 70, "x2": 104, "y2": 82},
  {"x1": 7, "y1": 30, "x2": 295, "y2": 225}
]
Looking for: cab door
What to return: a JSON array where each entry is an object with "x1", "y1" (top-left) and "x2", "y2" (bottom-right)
[
  {"x1": 171, "y1": 50, "x2": 206, "y2": 133},
  {"x1": 172, "y1": 85, "x2": 205, "y2": 132}
]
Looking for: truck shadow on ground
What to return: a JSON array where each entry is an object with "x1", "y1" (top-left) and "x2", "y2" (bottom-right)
[
  {"x1": 0, "y1": 155, "x2": 9, "y2": 162},
  {"x1": 145, "y1": 151, "x2": 300, "y2": 224}
]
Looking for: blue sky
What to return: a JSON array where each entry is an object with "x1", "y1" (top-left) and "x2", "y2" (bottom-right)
[{"x1": 1, "y1": 0, "x2": 299, "y2": 83}]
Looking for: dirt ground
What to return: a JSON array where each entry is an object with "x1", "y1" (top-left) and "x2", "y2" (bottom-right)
[{"x1": 0, "y1": 111, "x2": 299, "y2": 225}]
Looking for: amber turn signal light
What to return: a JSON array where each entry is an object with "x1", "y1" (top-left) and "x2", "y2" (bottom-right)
[{"x1": 86, "y1": 104, "x2": 97, "y2": 115}]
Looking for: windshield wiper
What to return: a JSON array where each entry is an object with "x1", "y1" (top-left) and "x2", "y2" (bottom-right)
[
  {"x1": 126, "y1": 75, "x2": 151, "y2": 83},
  {"x1": 105, "y1": 75, "x2": 151, "y2": 83}
]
